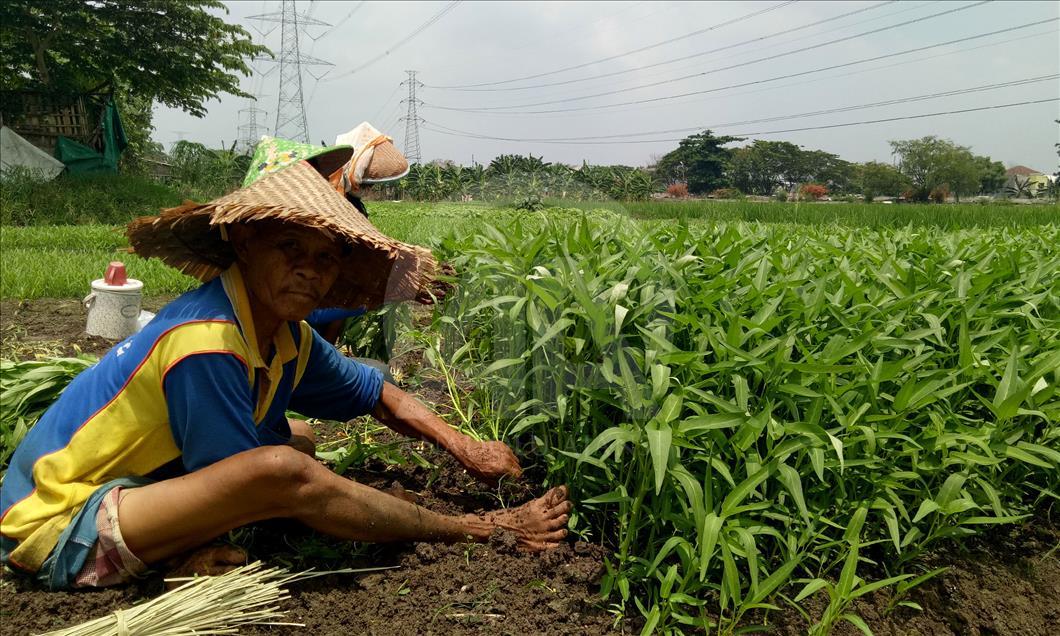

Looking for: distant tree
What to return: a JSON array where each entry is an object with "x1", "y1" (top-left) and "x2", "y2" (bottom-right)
[
  {"x1": 727, "y1": 141, "x2": 851, "y2": 194},
  {"x1": 973, "y1": 155, "x2": 1006, "y2": 195},
  {"x1": 0, "y1": 0, "x2": 266, "y2": 118},
  {"x1": 857, "y1": 161, "x2": 910, "y2": 200},
  {"x1": 656, "y1": 130, "x2": 742, "y2": 194},
  {"x1": 889, "y1": 136, "x2": 990, "y2": 202},
  {"x1": 798, "y1": 149, "x2": 856, "y2": 192},
  {"x1": 728, "y1": 140, "x2": 803, "y2": 195}
]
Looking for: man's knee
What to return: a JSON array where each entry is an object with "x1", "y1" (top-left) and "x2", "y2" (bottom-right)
[{"x1": 237, "y1": 445, "x2": 319, "y2": 495}]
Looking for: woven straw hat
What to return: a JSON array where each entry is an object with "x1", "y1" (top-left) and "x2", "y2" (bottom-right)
[
  {"x1": 128, "y1": 160, "x2": 436, "y2": 309},
  {"x1": 331, "y1": 122, "x2": 410, "y2": 194}
]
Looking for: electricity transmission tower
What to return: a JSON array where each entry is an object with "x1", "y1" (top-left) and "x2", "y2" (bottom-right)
[
  {"x1": 237, "y1": 104, "x2": 268, "y2": 153},
  {"x1": 247, "y1": 1, "x2": 333, "y2": 143},
  {"x1": 400, "y1": 70, "x2": 423, "y2": 164}
]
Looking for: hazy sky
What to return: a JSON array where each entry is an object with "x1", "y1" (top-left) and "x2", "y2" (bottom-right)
[{"x1": 153, "y1": 0, "x2": 1060, "y2": 171}]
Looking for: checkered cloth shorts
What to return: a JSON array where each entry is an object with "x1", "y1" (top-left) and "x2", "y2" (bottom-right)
[{"x1": 73, "y1": 487, "x2": 148, "y2": 587}]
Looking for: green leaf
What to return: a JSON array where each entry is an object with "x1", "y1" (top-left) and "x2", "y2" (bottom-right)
[
  {"x1": 844, "y1": 506, "x2": 868, "y2": 545},
  {"x1": 530, "y1": 318, "x2": 574, "y2": 352},
  {"x1": 482, "y1": 356, "x2": 525, "y2": 374},
  {"x1": 827, "y1": 432, "x2": 845, "y2": 473},
  {"x1": 841, "y1": 613, "x2": 874, "y2": 636},
  {"x1": 837, "y1": 543, "x2": 861, "y2": 599},
  {"x1": 679, "y1": 413, "x2": 746, "y2": 435},
  {"x1": 650, "y1": 364, "x2": 670, "y2": 402},
  {"x1": 749, "y1": 554, "x2": 802, "y2": 605},
  {"x1": 1005, "y1": 446, "x2": 1053, "y2": 469},
  {"x1": 699, "y1": 513, "x2": 723, "y2": 581},
  {"x1": 776, "y1": 463, "x2": 809, "y2": 522},
  {"x1": 721, "y1": 464, "x2": 775, "y2": 518},
  {"x1": 993, "y1": 345, "x2": 1020, "y2": 410},
  {"x1": 912, "y1": 500, "x2": 939, "y2": 523},
  {"x1": 793, "y1": 578, "x2": 829, "y2": 603},
  {"x1": 645, "y1": 418, "x2": 672, "y2": 495},
  {"x1": 935, "y1": 473, "x2": 967, "y2": 507},
  {"x1": 582, "y1": 489, "x2": 631, "y2": 505}
]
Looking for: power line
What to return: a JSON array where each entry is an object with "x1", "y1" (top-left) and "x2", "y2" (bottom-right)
[
  {"x1": 425, "y1": 75, "x2": 1057, "y2": 142},
  {"x1": 440, "y1": 25, "x2": 1055, "y2": 124},
  {"x1": 427, "y1": 0, "x2": 801, "y2": 89},
  {"x1": 424, "y1": 16, "x2": 1054, "y2": 115},
  {"x1": 425, "y1": 0, "x2": 992, "y2": 112},
  {"x1": 309, "y1": 0, "x2": 365, "y2": 41},
  {"x1": 327, "y1": 1, "x2": 462, "y2": 82},
  {"x1": 603, "y1": 27, "x2": 1058, "y2": 121},
  {"x1": 372, "y1": 83, "x2": 404, "y2": 122},
  {"x1": 430, "y1": 0, "x2": 901, "y2": 92},
  {"x1": 421, "y1": 99, "x2": 1058, "y2": 145}
]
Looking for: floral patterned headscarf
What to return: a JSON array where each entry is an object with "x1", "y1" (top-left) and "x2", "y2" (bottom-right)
[{"x1": 242, "y1": 136, "x2": 352, "y2": 188}]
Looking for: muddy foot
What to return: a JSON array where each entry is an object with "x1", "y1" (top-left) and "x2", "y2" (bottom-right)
[
  {"x1": 476, "y1": 485, "x2": 572, "y2": 552},
  {"x1": 164, "y1": 544, "x2": 247, "y2": 588}
]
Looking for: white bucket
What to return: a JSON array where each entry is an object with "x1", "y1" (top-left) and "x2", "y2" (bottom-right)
[{"x1": 84, "y1": 278, "x2": 144, "y2": 340}]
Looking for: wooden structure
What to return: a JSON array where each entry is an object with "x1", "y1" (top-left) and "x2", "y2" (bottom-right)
[{"x1": 0, "y1": 90, "x2": 108, "y2": 155}]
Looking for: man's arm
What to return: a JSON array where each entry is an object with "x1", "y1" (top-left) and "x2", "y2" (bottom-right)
[{"x1": 371, "y1": 382, "x2": 522, "y2": 483}]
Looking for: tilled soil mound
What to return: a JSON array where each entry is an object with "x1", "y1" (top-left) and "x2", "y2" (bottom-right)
[{"x1": 2, "y1": 298, "x2": 1058, "y2": 635}]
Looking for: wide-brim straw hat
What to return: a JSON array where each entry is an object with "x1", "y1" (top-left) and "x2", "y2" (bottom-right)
[
  {"x1": 332, "y1": 122, "x2": 410, "y2": 193},
  {"x1": 128, "y1": 160, "x2": 436, "y2": 310},
  {"x1": 242, "y1": 136, "x2": 353, "y2": 188}
]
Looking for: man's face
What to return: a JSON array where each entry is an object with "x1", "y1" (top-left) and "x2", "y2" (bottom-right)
[{"x1": 232, "y1": 221, "x2": 345, "y2": 323}]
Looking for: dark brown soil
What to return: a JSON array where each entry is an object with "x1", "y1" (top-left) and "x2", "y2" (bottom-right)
[{"x1": 1, "y1": 298, "x2": 1058, "y2": 635}]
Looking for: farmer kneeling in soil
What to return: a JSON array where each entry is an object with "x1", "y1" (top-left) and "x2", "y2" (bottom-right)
[{"x1": 0, "y1": 145, "x2": 570, "y2": 591}]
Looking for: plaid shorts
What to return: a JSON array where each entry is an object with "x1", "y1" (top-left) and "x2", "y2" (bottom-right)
[{"x1": 72, "y1": 486, "x2": 148, "y2": 587}]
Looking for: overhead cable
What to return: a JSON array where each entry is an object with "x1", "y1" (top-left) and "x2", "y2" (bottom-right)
[
  {"x1": 421, "y1": 99, "x2": 1058, "y2": 145},
  {"x1": 426, "y1": 75, "x2": 1057, "y2": 142},
  {"x1": 425, "y1": 0, "x2": 992, "y2": 111},
  {"x1": 426, "y1": 0, "x2": 801, "y2": 89},
  {"x1": 431, "y1": 0, "x2": 904, "y2": 92},
  {"x1": 309, "y1": 1, "x2": 366, "y2": 41},
  {"x1": 327, "y1": 1, "x2": 462, "y2": 81},
  {"x1": 423, "y1": 15, "x2": 1054, "y2": 115}
]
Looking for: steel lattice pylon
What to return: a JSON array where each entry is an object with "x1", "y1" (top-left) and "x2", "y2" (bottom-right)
[
  {"x1": 401, "y1": 70, "x2": 423, "y2": 164},
  {"x1": 247, "y1": 1, "x2": 332, "y2": 144},
  {"x1": 237, "y1": 105, "x2": 268, "y2": 153},
  {"x1": 274, "y1": 0, "x2": 307, "y2": 141}
]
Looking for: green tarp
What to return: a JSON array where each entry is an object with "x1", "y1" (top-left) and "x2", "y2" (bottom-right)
[{"x1": 54, "y1": 99, "x2": 128, "y2": 174}]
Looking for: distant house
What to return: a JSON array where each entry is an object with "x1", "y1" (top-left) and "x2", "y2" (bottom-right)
[{"x1": 1005, "y1": 165, "x2": 1053, "y2": 196}]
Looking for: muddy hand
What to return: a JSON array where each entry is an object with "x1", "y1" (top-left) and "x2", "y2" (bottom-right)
[
  {"x1": 455, "y1": 439, "x2": 523, "y2": 484},
  {"x1": 415, "y1": 261, "x2": 457, "y2": 305},
  {"x1": 480, "y1": 485, "x2": 572, "y2": 552}
]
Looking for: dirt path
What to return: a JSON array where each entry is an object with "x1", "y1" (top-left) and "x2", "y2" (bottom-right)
[{"x1": 1, "y1": 298, "x2": 1057, "y2": 634}]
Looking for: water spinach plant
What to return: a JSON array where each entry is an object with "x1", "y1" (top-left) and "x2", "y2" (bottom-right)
[{"x1": 433, "y1": 216, "x2": 1060, "y2": 633}]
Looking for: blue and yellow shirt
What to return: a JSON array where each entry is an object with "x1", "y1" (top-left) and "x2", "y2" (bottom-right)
[{"x1": 0, "y1": 266, "x2": 383, "y2": 573}]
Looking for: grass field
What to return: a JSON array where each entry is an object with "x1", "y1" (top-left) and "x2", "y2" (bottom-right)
[
  {"x1": 557, "y1": 198, "x2": 1060, "y2": 228},
  {"x1": 2, "y1": 199, "x2": 1056, "y2": 299}
]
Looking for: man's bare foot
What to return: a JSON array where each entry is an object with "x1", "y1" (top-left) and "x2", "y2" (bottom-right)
[
  {"x1": 466, "y1": 485, "x2": 571, "y2": 552},
  {"x1": 164, "y1": 544, "x2": 247, "y2": 588}
]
